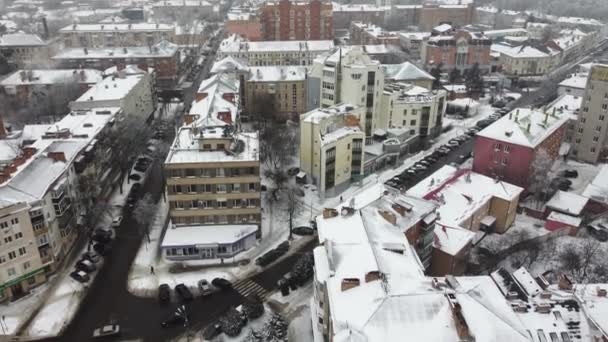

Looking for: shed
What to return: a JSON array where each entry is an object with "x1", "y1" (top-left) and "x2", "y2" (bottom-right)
[{"x1": 545, "y1": 211, "x2": 581, "y2": 236}]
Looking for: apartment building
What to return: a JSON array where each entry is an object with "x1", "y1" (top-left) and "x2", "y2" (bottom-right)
[
  {"x1": 243, "y1": 66, "x2": 307, "y2": 121},
  {"x1": 258, "y1": 0, "x2": 333, "y2": 41},
  {"x1": 217, "y1": 34, "x2": 334, "y2": 66},
  {"x1": 310, "y1": 46, "x2": 384, "y2": 136},
  {"x1": 491, "y1": 42, "x2": 561, "y2": 77},
  {"x1": 0, "y1": 69, "x2": 102, "y2": 105},
  {"x1": 0, "y1": 33, "x2": 49, "y2": 68},
  {"x1": 151, "y1": 0, "x2": 215, "y2": 22},
  {"x1": 473, "y1": 108, "x2": 569, "y2": 189},
  {"x1": 225, "y1": 12, "x2": 263, "y2": 41},
  {"x1": 300, "y1": 104, "x2": 365, "y2": 195},
  {"x1": 418, "y1": 1, "x2": 475, "y2": 31},
  {"x1": 422, "y1": 30, "x2": 492, "y2": 73},
  {"x1": 572, "y1": 64, "x2": 608, "y2": 163},
  {"x1": 162, "y1": 125, "x2": 261, "y2": 259},
  {"x1": 0, "y1": 201, "x2": 46, "y2": 302},
  {"x1": 53, "y1": 40, "x2": 180, "y2": 89},
  {"x1": 331, "y1": 3, "x2": 387, "y2": 30},
  {"x1": 59, "y1": 23, "x2": 175, "y2": 48},
  {"x1": 378, "y1": 82, "x2": 447, "y2": 139},
  {"x1": 349, "y1": 22, "x2": 400, "y2": 46}
]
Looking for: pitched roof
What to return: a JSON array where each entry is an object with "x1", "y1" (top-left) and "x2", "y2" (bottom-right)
[{"x1": 382, "y1": 62, "x2": 435, "y2": 81}]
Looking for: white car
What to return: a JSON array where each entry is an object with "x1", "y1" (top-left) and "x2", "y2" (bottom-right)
[
  {"x1": 93, "y1": 324, "x2": 120, "y2": 338},
  {"x1": 111, "y1": 216, "x2": 123, "y2": 228}
]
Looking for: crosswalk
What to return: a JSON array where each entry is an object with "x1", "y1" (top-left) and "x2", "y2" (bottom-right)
[{"x1": 232, "y1": 279, "x2": 272, "y2": 301}]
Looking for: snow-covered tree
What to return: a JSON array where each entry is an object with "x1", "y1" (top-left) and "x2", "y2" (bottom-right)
[
  {"x1": 243, "y1": 295, "x2": 265, "y2": 320},
  {"x1": 219, "y1": 308, "x2": 244, "y2": 337},
  {"x1": 243, "y1": 329, "x2": 263, "y2": 342},
  {"x1": 292, "y1": 252, "x2": 314, "y2": 285},
  {"x1": 261, "y1": 313, "x2": 288, "y2": 342},
  {"x1": 529, "y1": 148, "x2": 556, "y2": 205},
  {"x1": 133, "y1": 194, "x2": 158, "y2": 242}
]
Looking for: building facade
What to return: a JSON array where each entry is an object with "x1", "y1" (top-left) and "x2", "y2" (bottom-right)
[
  {"x1": 418, "y1": 2, "x2": 475, "y2": 31},
  {"x1": 259, "y1": 0, "x2": 333, "y2": 41},
  {"x1": 225, "y1": 12, "x2": 263, "y2": 41},
  {"x1": 300, "y1": 104, "x2": 365, "y2": 195},
  {"x1": 349, "y1": 22, "x2": 400, "y2": 46},
  {"x1": 151, "y1": 0, "x2": 215, "y2": 22},
  {"x1": 59, "y1": 23, "x2": 175, "y2": 48},
  {"x1": 473, "y1": 108, "x2": 569, "y2": 189},
  {"x1": 422, "y1": 30, "x2": 492, "y2": 73},
  {"x1": 0, "y1": 33, "x2": 49, "y2": 68},
  {"x1": 491, "y1": 42, "x2": 561, "y2": 77},
  {"x1": 572, "y1": 64, "x2": 608, "y2": 163}
]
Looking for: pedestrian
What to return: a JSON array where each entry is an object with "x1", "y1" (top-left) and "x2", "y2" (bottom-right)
[
  {"x1": 150, "y1": 265, "x2": 155, "y2": 275},
  {"x1": 340, "y1": 196, "x2": 343, "y2": 203}
]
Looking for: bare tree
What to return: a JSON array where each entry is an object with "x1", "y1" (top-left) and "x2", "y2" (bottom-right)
[
  {"x1": 285, "y1": 186, "x2": 302, "y2": 240},
  {"x1": 559, "y1": 239, "x2": 602, "y2": 282},
  {"x1": 259, "y1": 123, "x2": 296, "y2": 192},
  {"x1": 247, "y1": 93, "x2": 277, "y2": 124},
  {"x1": 133, "y1": 193, "x2": 158, "y2": 243},
  {"x1": 529, "y1": 148, "x2": 556, "y2": 206}
]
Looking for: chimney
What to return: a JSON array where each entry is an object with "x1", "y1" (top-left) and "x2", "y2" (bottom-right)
[
  {"x1": 183, "y1": 114, "x2": 197, "y2": 125},
  {"x1": 84, "y1": 47, "x2": 88, "y2": 55},
  {"x1": 79, "y1": 69, "x2": 86, "y2": 81},
  {"x1": 48, "y1": 151, "x2": 66, "y2": 162},
  {"x1": 378, "y1": 209, "x2": 397, "y2": 225},
  {"x1": 341, "y1": 278, "x2": 360, "y2": 292},
  {"x1": 527, "y1": 122, "x2": 531, "y2": 132},
  {"x1": 365, "y1": 271, "x2": 381, "y2": 283},
  {"x1": 323, "y1": 208, "x2": 339, "y2": 218},
  {"x1": 514, "y1": 109, "x2": 519, "y2": 123}
]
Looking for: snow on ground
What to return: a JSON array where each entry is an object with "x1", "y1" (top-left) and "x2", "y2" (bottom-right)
[
  {"x1": 269, "y1": 282, "x2": 314, "y2": 342},
  {"x1": 555, "y1": 159, "x2": 604, "y2": 195},
  {"x1": 477, "y1": 214, "x2": 549, "y2": 253},
  {"x1": 0, "y1": 280, "x2": 53, "y2": 335}
]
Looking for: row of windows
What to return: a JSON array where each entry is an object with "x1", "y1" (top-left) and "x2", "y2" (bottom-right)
[
  {"x1": 0, "y1": 246, "x2": 27, "y2": 265},
  {"x1": 493, "y1": 143, "x2": 511, "y2": 153},
  {"x1": 2, "y1": 232, "x2": 23, "y2": 245},
  {"x1": 170, "y1": 183, "x2": 257, "y2": 194},
  {"x1": 5, "y1": 261, "x2": 32, "y2": 278},
  {"x1": 169, "y1": 167, "x2": 257, "y2": 178},
  {"x1": 172, "y1": 214, "x2": 260, "y2": 225},
  {"x1": 0, "y1": 217, "x2": 19, "y2": 230},
  {"x1": 171, "y1": 198, "x2": 259, "y2": 210}
]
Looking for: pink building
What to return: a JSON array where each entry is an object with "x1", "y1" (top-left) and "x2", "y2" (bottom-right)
[{"x1": 472, "y1": 108, "x2": 569, "y2": 190}]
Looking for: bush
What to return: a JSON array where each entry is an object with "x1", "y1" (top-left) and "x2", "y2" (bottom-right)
[
  {"x1": 261, "y1": 313, "x2": 288, "y2": 341},
  {"x1": 243, "y1": 329, "x2": 263, "y2": 342},
  {"x1": 291, "y1": 252, "x2": 314, "y2": 285},
  {"x1": 219, "y1": 308, "x2": 244, "y2": 337},
  {"x1": 243, "y1": 295, "x2": 265, "y2": 319}
]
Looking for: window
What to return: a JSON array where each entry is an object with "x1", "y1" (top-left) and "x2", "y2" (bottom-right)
[
  {"x1": 249, "y1": 183, "x2": 256, "y2": 192},
  {"x1": 0, "y1": 222, "x2": 7, "y2": 229},
  {"x1": 591, "y1": 147, "x2": 597, "y2": 153},
  {"x1": 231, "y1": 183, "x2": 241, "y2": 192},
  {"x1": 0, "y1": 255, "x2": 5, "y2": 264},
  {"x1": 217, "y1": 184, "x2": 227, "y2": 193},
  {"x1": 593, "y1": 136, "x2": 599, "y2": 142},
  {"x1": 217, "y1": 168, "x2": 225, "y2": 177},
  {"x1": 578, "y1": 128, "x2": 584, "y2": 134},
  {"x1": 203, "y1": 144, "x2": 211, "y2": 150},
  {"x1": 410, "y1": 120, "x2": 417, "y2": 125},
  {"x1": 174, "y1": 185, "x2": 182, "y2": 193},
  {"x1": 10, "y1": 218, "x2": 18, "y2": 225},
  {"x1": 28, "y1": 276, "x2": 36, "y2": 285},
  {"x1": 217, "y1": 144, "x2": 225, "y2": 150},
  {"x1": 217, "y1": 200, "x2": 227, "y2": 208},
  {"x1": 14, "y1": 232, "x2": 22, "y2": 240},
  {"x1": 4, "y1": 236, "x2": 12, "y2": 243},
  {"x1": 247, "y1": 199, "x2": 256, "y2": 207},
  {"x1": 596, "y1": 126, "x2": 602, "y2": 132},
  {"x1": 501, "y1": 157, "x2": 508, "y2": 165},
  {"x1": 19, "y1": 247, "x2": 26, "y2": 255},
  {"x1": 600, "y1": 115, "x2": 606, "y2": 121},
  {"x1": 504, "y1": 145, "x2": 510, "y2": 153},
  {"x1": 201, "y1": 168, "x2": 212, "y2": 177},
  {"x1": 7, "y1": 268, "x2": 16, "y2": 277},
  {"x1": 494, "y1": 143, "x2": 502, "y2": 151},
  {"x1": 8, "y1": 251, "x2": 16, "y2": 260},
  {"x1": 23, "y1": 261, "x2": 30, "y2": 270}
]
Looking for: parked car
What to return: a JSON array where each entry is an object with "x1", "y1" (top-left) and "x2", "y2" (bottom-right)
[
  {"x1": 159, "y1": 284, "x2": 171, "y2": 303},
  {"x1": 76, "y1": 259, "x2": 97, "y2": 273},
  {"x1": 82, "y1": 251, "x2": 101, "y2": 263},
  {"x1": 70, "y1": 270, "x2": 90, "y2": 283},
  {"x1": 92, "y1": 228, "x2": 112, "y2": 243},
  {"x1": 111, "y1": 215, "x2": 123, "y2": 228},
  {"x1": 93, "y1": 243, "x2": 112, "y2": 256},
  {"x1": 129, "y1": 174, "x2": 142, "y2": 182},
  {"x1": 492, "y1": 100, "x2": 507, "y2": 108},
  {"x1": 588, "y1": 224, "x2": 608, "y2": 242},
  {"x1": 212, "y1": 278, "x2": 232, "y2": 290},
  {"x1": 175, "y1": 284, "x2": 194, "y2": 301},
  {"x1": 202, "y1": 322, "x2": 222, "y2": 340},
  {"x1": 561, "y1": 169, "x2": 579, "y2": 178},
  {"x1": 93, "y1": 324, "x2": 120, "y2": 338},
  {"x1": 287, "y1": 167, "x2": 300, "y2": 176},
  {"x1": 198, "y1": 280, "x2": 212, "y2": 297},
  {"x1": 292, "y1": 226, "x2": 315, "y2": 236}
]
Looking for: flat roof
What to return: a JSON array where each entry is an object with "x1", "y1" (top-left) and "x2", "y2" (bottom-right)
[
  {"x1": 53, "y1": 40, "x2": 178, "y2": 59},
  {"x1": 219, "y1": 34, "x2": 334, "y2": 53},
  {"x1": 0, "y1": 33, "x2": 46, "y2": 46},
  {"x1": 545, "y1": 190, "x2": 588, "y2": 215},
  {"x1": 165, "y1": 130, "x2": 259, "y2": 165},
  {"x1": 161, "y1": 224, "x2": 257, "y2": 247},
  {"x1": 60, "y1": 22, "x2": 174, "y2": 32},
  {"x1": 0, "y1": 69, "x2": 102, "y2": 86},
  {"x1": 74, "y1": 74, "x2": 144, "y2": 103}
]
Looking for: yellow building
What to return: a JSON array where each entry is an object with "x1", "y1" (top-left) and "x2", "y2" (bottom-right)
[{"x1": 300, "y1": 104, "x2": 365, "y2": 196}]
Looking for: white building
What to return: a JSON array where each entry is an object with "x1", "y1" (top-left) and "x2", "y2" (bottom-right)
[
  {"x1": 217, "y1": 34, "x2": 334, "y2": 67},
  {"x1": 59, "y1": 22, "x2": 176, "y2": 47},
  {"x1": 558, "y1": 72, "x2": 588, "y2": 97},
  {"x1": 491, "y1": 42, "x2": 561, "y2": 77}
]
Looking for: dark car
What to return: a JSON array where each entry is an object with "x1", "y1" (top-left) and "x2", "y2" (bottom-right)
[
  {"x1": 91, "y1": 229, "x2": 112, "y2": 243},
  {"x1": 93, "y1": 243, "x2": 112, "y2": 256},
  {"x1": 70, "y1": 270, "x2": 90, "y2": 283},
  {"x1": 82, "y1": 251, "x2": 101, "y2": 263},
  {"x1": 76, "y1": 259, "x2": 97, "y2": 273},
  {"x1": 561, "y1": 169, "x2": 579, "y2": 178},
  {"x1": 158, "y1": 284, "x2": 171, "y2": 303},
  {"x1": 588, "y1": 225, "x2": 608, "y2": 242},
  {"x1": 202, "y1": 323, "x2": 222, "y2": 340},
  {"x1": 287, "y1": 167, "x2": 300, "y2": 176},
  {"x1": 292, "y1": 226, "x2": 315, "y2": 236},
  {"x1": 175, "y1": 284, "x2": 193, "y2": 301},
  {"x1": 212, "y1": 278, "x2": 232, "y2": 290},
  {"x1": 129, "y1": 174, "x2": 142, "y2": 182},
  {"x1": 492, "y1": 100, "x2": 507, "y2": 108}
]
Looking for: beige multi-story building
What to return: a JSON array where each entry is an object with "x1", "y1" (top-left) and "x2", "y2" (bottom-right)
[
  {"x1": 244, "y1": 66, "x2": 308, "y2": 121},
  {"x1": 311, "y1": 46, "x2": 384, "y2": 136},
  {"x1": 217, "y1": 34, "x2": 334, "y2": 66},
  {"x1": 151, "y1": 0, "x2": 215, "y2": 22},
  {"x1": 491, "y1": 42, "x2": 561, "y2": 77},
  {"x1": 0, "y1": 201, "x2": 47, "y2": 302},
  {"x1": 300, "y1": 104, "x2": 365, "y2": 196},
  {"x1": 59, "y1": 23, "x2": 175, "y2": 48},
  {"x1": 378, "y1": 82, "x2": 447, "y2": 139},
  {"x1": 572, "y1": 64, "x2": 608, "y2": 163}
]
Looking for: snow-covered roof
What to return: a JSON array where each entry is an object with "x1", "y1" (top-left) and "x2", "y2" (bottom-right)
[
  {"x1": 165, "y1": 130, "x2": 259, "y2": 165},
  {"x1": 190, "y1": 73, "x2": 239, "y2": 125},
  {"x1": 210, "y1": 56, "x2": 249, "y2": 74},
  {"x1": 382, "y1": 61, "x2": 434, "y2": 81},
  {"x1": 0, "y1": 33, "x2": 46, "y2": 47},
  {"x1": 406, "y1": 166, "x2": 523, "y2": 230},
  {"x1": 45, "y1": 107, "x2": 120, "y2": 142},
  {"x1": 152, "y1": 0, "x2": 212, "y2": 7},
  {"x1": 443, "y1": 84, "x2": 467, "y2": 92},
  {"x1": 546, "y1": 211, "x2": 582, "y2": 227},
  {"x1": 491, "y1": 43, "x2": 560, "y2": 58},
  {"x1": 547, "y1": 94, "x2": 582, "y2": 120},
  {"x1": 433, "y1": 225, "x2": 475, "y2": 255},
  {"x1": 0, "y1": 69, "x2": 102, "y2": 86},
  {"x1": 476, "y1": 107, "x2": 569, "y2": 148},
  {"x1": 102, "y1": 64, "x2": 150, "y2": 76},
  {"x1": 248, "y1": 66, "x2": 307, "y2": 82},
  {"x1": 582, "y1": 164, "x2": 608, "y2": 203},
  {"x1": 53, "y1": 40, "x2": 178, "y2": 59},
  {"x1": 0, "y1": 140, "x2": 19, "y2": 163},
  {"x1": 558, "y1": 73, "x2": 588, "y2": 90},
  {"x1": 59, "y1": 22, "x2": 174, "y2": 32},
  {"x1": 332, "y1": 2, "x2": 390, "y2": 12},
  {"x1": 545, "y1": 190, "x2": 588, "y2": 215},
  {"x1": 398, "y1": 31, "x2": 431, "y2": 41},
  {"x1": 320, "y1": 126, "x2": 363, "y2": 147},
  {"x1": 512, "y1": 267, "x2": 542, "y2": 297},
  {"x1": 161, "y1": 224, "x2": 257, "y2": 247},
  {"x1": 302, "y1": 103, "x2": 361, "y2": 124},
  {"x1": 484, "y1": 28, "x2": 528, "y2": 39},
  {"x1": 433, "y1": 23, "x2": 452, "y2": 33},
  {"x1": 73, "y1": 74, "x2": 144, "y2": 103},
  {"x1": 219, "y1": 34, "x2": 334, "y2": 54}
]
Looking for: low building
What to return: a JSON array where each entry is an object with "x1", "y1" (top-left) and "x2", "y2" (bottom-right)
[
  {"x1": 0, "y1": 69, "x2": 102, "y2": 105},
  {"x1": 151, "y1": 0, "x2": 215, "y2": 22},
  {"x1": 217, "y1": 34, "x2": 334, "y2": 66},
  {"x1": 398, "y1": 32, "x2": 430, "y2": 58},
  {"x1": 300, "y1": 104, "x2": 365, "y2": 196},
  {"x1": 382, "y1": 61, "x2": 435, "y2": 89},
  {"x1": 53, "y1": 40, "x2": 180, "y2": 89},
  {"x1": 473, "y1": 108, "x2": 569, "y2": 189},
  {"x1": 378, "y1": 82, "x2": 447, "y2": 140},
  {"x1": 59, "y1": 22, "x2": 176, "y2": 48},
  {"x1": 407, "y1": 165, "x2": 523, "y2": 234},
  {"x1": 69, "y1": 72, "x2": 155, "y2": 119},
  {"x1": 243, "y1": 66, "x2": 307, "y2": 121},
  {"x1": 349, "y1": 22, "x2": 400, "y2": 46},
  {"x1": 0, "y1": 33, "x2": 49, "y2": 68},
  {"x1": 422, "y1": 30, "x2": 492, "y2": 73},
  {"x1": 558, "y1": 72, "x2": 588, "y2": 97},
  {"x1": 491, "y1": 42, "x2": 561, "y2": 77}
]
